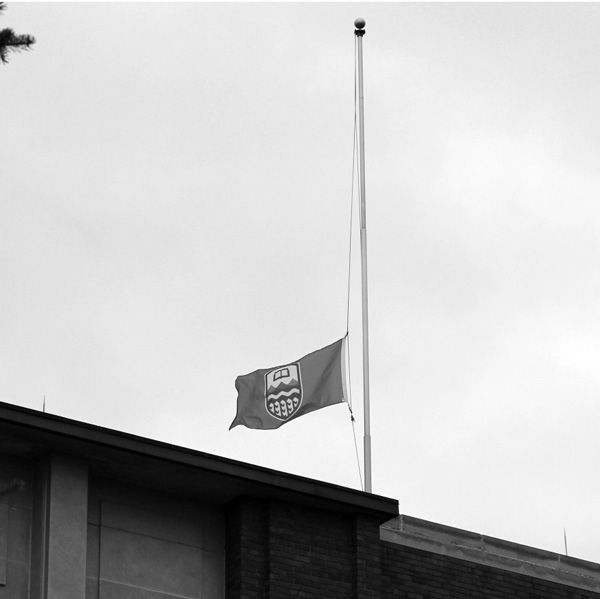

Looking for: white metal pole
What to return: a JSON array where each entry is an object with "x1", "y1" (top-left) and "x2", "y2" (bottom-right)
[{"x1": 354, "y1": 17, "x2": 371, "y2": 493}]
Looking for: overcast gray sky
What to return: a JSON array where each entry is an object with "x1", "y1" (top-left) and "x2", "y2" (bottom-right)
[{"x1": 3, "y1": 1, "x2": 600, "y2": 563}]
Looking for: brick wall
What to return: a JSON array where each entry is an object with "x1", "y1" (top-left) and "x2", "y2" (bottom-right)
[
  {"x1": 226, "y1": 498, "x2": 600, "y2": 599},
  {"x1": 268, "y1": 501, "x2": 354, "y2": 599},
  {"x1": 372, "y1": 517, "x2": 600, "y2": 598},
  {"x1": 226, "y1": 497, "x2": 269, "y2": 599}
]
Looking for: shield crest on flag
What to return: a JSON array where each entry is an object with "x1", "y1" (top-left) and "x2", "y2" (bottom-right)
[{"x1": 265, "y1": 363, "x2": 303, "y2": 421}]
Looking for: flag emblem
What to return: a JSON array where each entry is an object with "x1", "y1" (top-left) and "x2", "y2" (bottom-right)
[
  {"x1": 265, "y1": 363, "x2": 303, "y2": 421},
  {"x1": 230, "y1": 337, "x2": 347, "y2": 430}
]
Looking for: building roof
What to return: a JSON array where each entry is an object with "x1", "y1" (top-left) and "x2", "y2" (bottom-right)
[
  {"x1": 0, "y1": 400, "x2": 398, "y2": 522},
  {"x1": 3, "y1": 400, "x2": 600, "y2": 593},
  {"x1": 382, "y1": 514, "x2": 600, "y2": 593}
]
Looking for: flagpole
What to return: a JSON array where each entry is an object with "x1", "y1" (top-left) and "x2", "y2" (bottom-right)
[{"x1": 354, "y1": 17, "x2": 372, "y2": 494}]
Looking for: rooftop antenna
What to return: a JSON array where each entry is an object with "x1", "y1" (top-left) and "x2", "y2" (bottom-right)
[{"x1": 564, "y1": 528, "x2": 569, "y2": 556}]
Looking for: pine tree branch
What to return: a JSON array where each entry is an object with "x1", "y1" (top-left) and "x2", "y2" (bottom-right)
[
  {"x1": 0, "y1": 3, "x2": 36, "y2": 64},
  {"x1": 0, "y1": 29, "x2": 35, "y2": 63}
]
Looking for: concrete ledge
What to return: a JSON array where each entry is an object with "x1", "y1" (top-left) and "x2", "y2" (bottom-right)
[{"x1": 381, "y1": 515, "x2": 600, "y2": 594}]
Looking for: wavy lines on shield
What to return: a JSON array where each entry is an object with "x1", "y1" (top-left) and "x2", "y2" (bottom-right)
[{"x1": 266, "y1": 387, "x2": 300, "y2": 401}]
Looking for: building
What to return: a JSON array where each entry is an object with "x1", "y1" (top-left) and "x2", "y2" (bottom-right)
[{"x1": 1, "y1": 400, "x2": 599, "y2": 599}]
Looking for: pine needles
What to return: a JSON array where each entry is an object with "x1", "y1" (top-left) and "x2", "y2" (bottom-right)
[{"x1": 0, "y1": 2, "x2": 36, "y2": 64}]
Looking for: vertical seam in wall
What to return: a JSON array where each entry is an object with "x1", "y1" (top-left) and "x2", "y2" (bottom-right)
[
  {"x1": 26, "y1": 499, "x2": 32, "y2": 599},
  {"x1": 42, "y1": 458, "x2": 51, "y2": 599},
  {"x1": 97, "y1": 501, "x2": 102, "y2": 599},
  {"x1": 40, "y1": 456, "x2": 51, "y2": 599},
  {"x1": 266, "y1": 499, "x2": 272, "y2": 599},
  {"x1": 353, "y1": 515, "x2": 359, "y2": 599},
  {"x1": 0, "y1": 501, "x2": 7, "y2": 586}
]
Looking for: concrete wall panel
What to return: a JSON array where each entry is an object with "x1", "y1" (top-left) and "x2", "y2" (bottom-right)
[
  {"x1": 101, "y1": 502, "x2": 202, "y2": 548},
  {"x1": 7, "y1": 507, "x2": 30, "y2": 567},
  {"x1": 87, "y1": 483, "x2": 225, "y2": 599},
  {"x1": 86, "y1": 524, "x2": 99, "y2": 587},
  {"x1": 45, "y1": 455, "x2": 88, "y2": 599},
  {"x1": 199, "y1": 506, "x2": 225, "y2": 553},
  {"x1": 201, "y1": 549, "x2": 224, "y2": 599},
  {"x1": 0, "y1": 456, "x2": 33, "y2": 599},
  {"x1": 0, "y1": 504, "x2": 7, "y2": 586},
  {"x1": 86, "y1": 578, "x2": 98, "y2": 599},
  {"x1": 100, "y1": 526, "x2": 202, "y2": 599},
  {"x1": 0, "y1": 560, "x2": 29, "y2": 599},
  {"x1": 99, "y1": 579, "x2": 193, "y2": 599}
]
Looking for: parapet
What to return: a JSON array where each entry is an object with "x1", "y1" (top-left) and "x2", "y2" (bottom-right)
[{"x1": 381, "y1": 515, "x2": 600, "y2": 594}]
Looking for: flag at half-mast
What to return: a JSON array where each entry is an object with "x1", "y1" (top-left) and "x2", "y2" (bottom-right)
[{"x1": 230, "y1": 337, "x2": 348, "y2": 430}]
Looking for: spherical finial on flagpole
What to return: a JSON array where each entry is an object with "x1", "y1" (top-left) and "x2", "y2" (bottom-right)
[{"x1": 354, "y1": 17, "x2": 366, "y2": 36}]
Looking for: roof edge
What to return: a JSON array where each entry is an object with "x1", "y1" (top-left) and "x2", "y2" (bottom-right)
[
  {"x1": 381, "y1": 515, "x2": 600, "y2": 593},
  {"x1": 0, "y1": 401, "x2": 398, "y2": 519}
]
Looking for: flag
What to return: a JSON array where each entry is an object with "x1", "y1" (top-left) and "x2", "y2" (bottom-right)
[{"x1": 230, "y1": 337, "x2": 348, "y2": 430}]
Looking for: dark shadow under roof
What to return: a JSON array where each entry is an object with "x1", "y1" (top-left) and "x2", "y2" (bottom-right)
[{"x1": 0, "y1": 401, "x2": 398, "y2": 522}]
